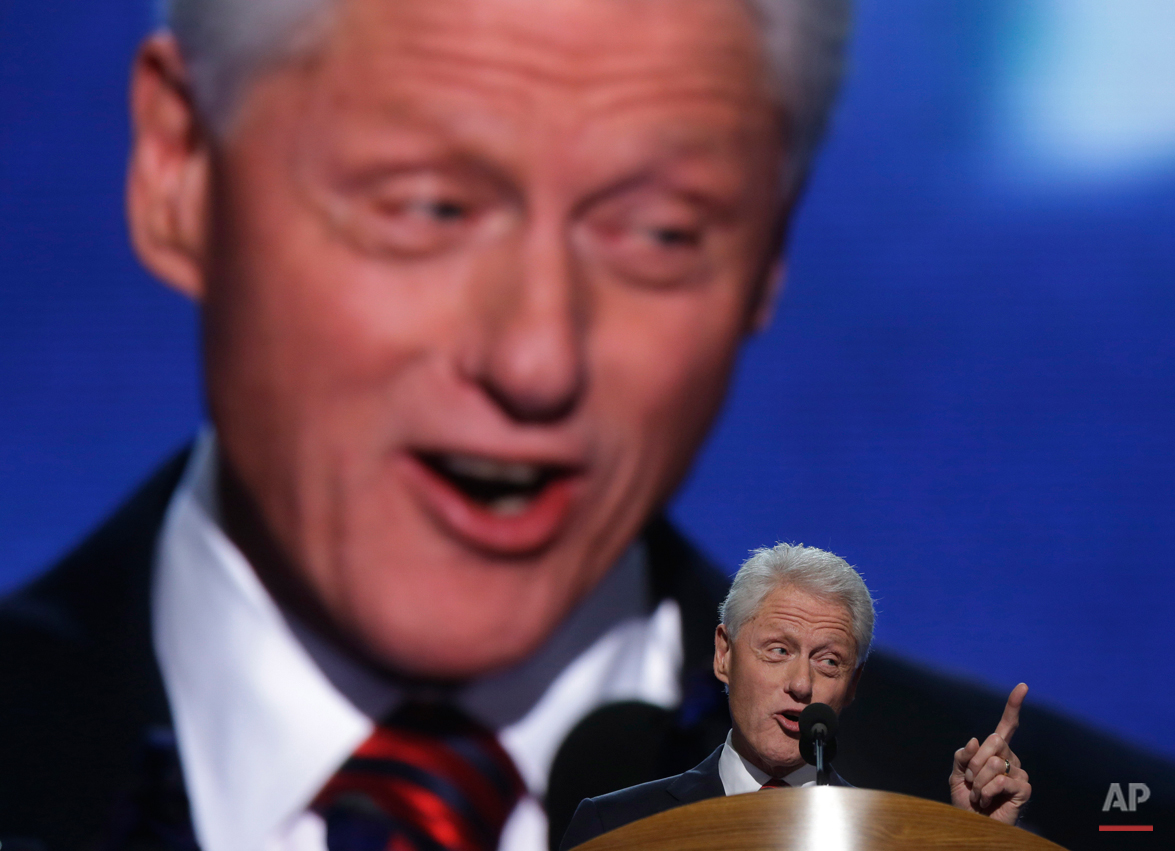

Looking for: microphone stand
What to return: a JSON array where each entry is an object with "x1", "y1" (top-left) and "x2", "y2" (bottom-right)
[{"x1": 812, "y1": 724, "x2": 830, "y2": 786}]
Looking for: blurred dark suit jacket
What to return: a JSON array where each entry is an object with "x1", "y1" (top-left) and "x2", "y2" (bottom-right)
[{"x1": 1, "y1": 453, "x2": 1171, "y2": 850}]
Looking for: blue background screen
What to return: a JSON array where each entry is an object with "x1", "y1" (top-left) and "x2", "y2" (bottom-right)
[{"x1": 2, "y1": 1, "x2": 1172, "y2": 759}]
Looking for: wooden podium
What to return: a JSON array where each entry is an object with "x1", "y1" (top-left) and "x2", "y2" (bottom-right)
[{"x1": 574, "y1": 787, "x2": 1069, "y2": 851}]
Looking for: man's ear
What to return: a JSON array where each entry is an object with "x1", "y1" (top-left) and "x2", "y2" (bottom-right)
[
  {"x1": 747, "y1": 256, "x2": 787, "y2": 333},
  {"x1": 745, "y1": 190, "x2": 798, "y2": 334},
  {"x1": 126, "y1": 33, "x2": 212, "y2": 301},
  {"x1": 843, "y1": 663, "x2": 864, "y2": 709},
  {"x1": 713, "y1": 624, "x2": 732, "y2": 686}
]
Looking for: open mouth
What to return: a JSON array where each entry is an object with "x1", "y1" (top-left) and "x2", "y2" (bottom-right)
[
  {"x1": 778, "y1": 710, "x2": 801, "y2": 736},
  {"x1": 405, "y1": 450, "x2": 581, "y2": 554},
  {"x1": 417, "y1": 452, "x2": 574, "y2": 516}
]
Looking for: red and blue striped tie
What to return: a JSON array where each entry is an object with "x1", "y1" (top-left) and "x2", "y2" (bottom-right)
[{"x1": 313, "y1": 703, "x2": 525, "y2": 851}]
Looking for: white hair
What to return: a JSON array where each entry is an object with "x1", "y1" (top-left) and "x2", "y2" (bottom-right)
[
  {"x1": 161, "y1": 0, "x2": 853, "y2": 188},
  {"x1": 163, "y1": 0, "x2": 331, "y2": 131},
  {"x1": 719, "y1": 543, "x2": 875, "y2": 667}
]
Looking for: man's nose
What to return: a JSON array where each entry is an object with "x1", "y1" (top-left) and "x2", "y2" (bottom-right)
[
  {"x1": 464, "y1": 224, "x2": 586, "y2": 424},
  {"x1": 784, "y1": 662, "x2": 813, "y2": 703}
]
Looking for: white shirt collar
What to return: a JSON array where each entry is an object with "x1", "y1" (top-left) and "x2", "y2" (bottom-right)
[
  {"x1": 717, "y1": 729, "x2": 819, "y2": 794},
  {"x1": 153, "y1": 430, "x2": 682, "y2": 851},
  {"x1": 153, "y1": 432, "x2": 391, "y2": 851}
]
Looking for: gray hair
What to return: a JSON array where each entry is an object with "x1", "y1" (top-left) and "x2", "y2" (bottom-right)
[
  {"x1": 161, "y1": 0, "x2": 853, "y2": 189},
  {"x1": 719, "y1": 543, "x2": 875, "y2": 667}
]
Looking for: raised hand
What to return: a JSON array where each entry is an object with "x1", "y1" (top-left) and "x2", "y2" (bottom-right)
[{"x1": 949, "y1": 682, "x2": 1032, "y2": 825}]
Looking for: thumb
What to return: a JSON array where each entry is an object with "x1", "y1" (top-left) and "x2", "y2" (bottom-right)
[{"x1": 952, "y1": 738, "x2": 979, "y2": 777}]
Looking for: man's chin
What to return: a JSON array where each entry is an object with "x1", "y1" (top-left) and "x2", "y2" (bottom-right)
[
  {"x1": 369, "y1": 636, "x2": 546, "y2": 682},
  {"x1": 756, "y1": 741, "x2": 804, "y2": 777},
  {"x1": 345, "y1": 594, "x2": 574, "y2": 681},
  {"x1": 318, "y1": 526, "x2": 626, "y2": 680}
]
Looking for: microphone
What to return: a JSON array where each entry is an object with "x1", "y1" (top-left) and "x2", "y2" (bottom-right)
[{"x1": 798, "y1": 703, "x2": 839, "y2": 786}]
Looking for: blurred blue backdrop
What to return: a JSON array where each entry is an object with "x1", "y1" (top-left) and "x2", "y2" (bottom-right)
[{"x1": 2, "y1": 1, "x2": 1173, "y2": 760}]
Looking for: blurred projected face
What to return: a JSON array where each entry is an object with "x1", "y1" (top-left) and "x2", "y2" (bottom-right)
[
  {"x1": 714, "y1": 586, "x2": 860, "y2": 777},
  {"x1": 194, "y1": 0, "x2": 787, "y2": 678}
]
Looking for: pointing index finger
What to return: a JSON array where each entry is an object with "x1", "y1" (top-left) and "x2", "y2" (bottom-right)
[{"x1": 995, "y1": 682, "x2": 1028, "y2": 743}]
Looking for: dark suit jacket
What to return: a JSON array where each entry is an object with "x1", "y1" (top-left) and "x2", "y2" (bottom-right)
[{"x1": 2, "y1": 453, "x2": 1173, "y2": 850}]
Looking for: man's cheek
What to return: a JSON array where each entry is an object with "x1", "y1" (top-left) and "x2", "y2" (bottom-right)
[{"x1": 629, "y1": 340, "x2": 733, "y2": 432}]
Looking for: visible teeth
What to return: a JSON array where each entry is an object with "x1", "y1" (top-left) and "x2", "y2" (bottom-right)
[
  {"x1": 440, "y1": 454, "x2": 543, "y2": 487},
  {"x1": 488, "y1": 496, "x2": 530, "y2": 516}
]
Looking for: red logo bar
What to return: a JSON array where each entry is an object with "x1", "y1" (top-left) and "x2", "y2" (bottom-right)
[{"x1": 1099, "y1": 825, "x2": 1154, "y2": 832}]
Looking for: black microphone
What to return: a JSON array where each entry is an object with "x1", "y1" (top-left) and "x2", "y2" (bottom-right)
[{"x1": 798, "y1": 703, "x2": 839, "y2": 785}]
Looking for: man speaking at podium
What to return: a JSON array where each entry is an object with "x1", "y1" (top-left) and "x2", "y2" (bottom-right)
[
  {"x1": 560, "y1": 545, "x2": 1033, "y2": 849},
  {"x1": 0, "y1": 0, "x2": 1171, "y2": 850}
]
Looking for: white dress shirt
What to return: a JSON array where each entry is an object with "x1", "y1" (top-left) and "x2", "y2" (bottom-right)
[
  {"x1": 153, "y1": 431, "x2": 684, "y2": 851},
  {"x1": 718, "y1": 730, "x2": 819, "y2": 794}
]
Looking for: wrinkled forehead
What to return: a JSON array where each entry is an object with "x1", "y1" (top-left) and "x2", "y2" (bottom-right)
[
  {"x1": 245, "y1": 0, "x2": 787, "y2": 196},
  {"x1": 287, "y1": 0, "x2": 778, "y2": 126},
  {"x1": 323, "y1": 0, "x2": 769, "y2": 84},
  {"x1": 750, "y1": 585, "x2": 857, "y2": 644}
]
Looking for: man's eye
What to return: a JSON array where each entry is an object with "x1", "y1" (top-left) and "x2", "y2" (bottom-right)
[
  {"x1": 384, "y1": 198, "x2": 468, "y2": 222},
  {"x1": 333, "y1": 183, "x2": 487, "y2": 258},
  {"x1": 648, "y1": 226, "x2": 700, "y2": 248},
  {"x1": 417, "y1": 200, "x2": 467, "y2": 221}
]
